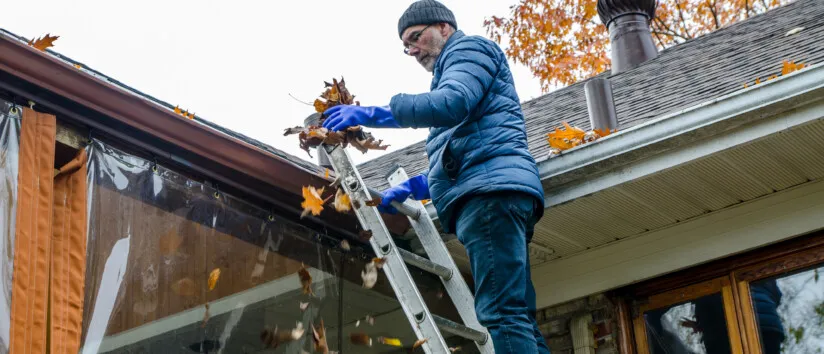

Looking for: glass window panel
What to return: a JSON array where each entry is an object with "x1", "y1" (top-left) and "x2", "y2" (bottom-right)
[
  {"x1": 80, "y1": 140, "x2": 344, "y2": 353},
  {"x1": 750, "y1": 264, "x2": 824, "y2": 354},
  {"x1": 644, "y1": 292, "x2": 732, "y2": 354},
  {"x1": 0, "y1": 99, "x2": 21, "y2": 354}
]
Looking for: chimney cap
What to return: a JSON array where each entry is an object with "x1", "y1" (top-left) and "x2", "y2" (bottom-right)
[{"x1": 597, "y1": 0, "x2": 657, "y2": 28}]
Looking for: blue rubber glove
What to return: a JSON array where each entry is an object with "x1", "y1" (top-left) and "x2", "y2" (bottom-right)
[
  {"x1": 322, "y1": 105, "x2": 400, "y2": 132},
  {"x1": 378, "y1": 175, "x2": 430, "y2": 214}
]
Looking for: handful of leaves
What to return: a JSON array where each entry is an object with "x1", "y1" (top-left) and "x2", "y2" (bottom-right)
[{"x1": 284, "y1": 77, "x2": 389, "y2": 157}]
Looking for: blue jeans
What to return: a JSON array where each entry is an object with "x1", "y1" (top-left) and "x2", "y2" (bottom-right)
[{"x1": 455, "y1": 192, "x2": 551, "y2": 354}]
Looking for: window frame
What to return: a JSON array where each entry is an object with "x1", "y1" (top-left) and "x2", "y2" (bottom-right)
[
  {"x1": 619, "y1": 232, "x2": 824, "y2": 354},
  {"x1": 632, "y1": 276, "x2": 745, "y2": 354},
  {"x1": 732, "y1": 244, "x2": 824, "y2": 354}
]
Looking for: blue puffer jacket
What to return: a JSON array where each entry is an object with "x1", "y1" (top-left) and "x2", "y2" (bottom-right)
[{"x1": 389, "y1": 30, "x2": 545, "y2": 233}]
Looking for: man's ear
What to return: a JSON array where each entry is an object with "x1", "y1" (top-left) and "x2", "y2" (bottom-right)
[{"x1": 438, "y1": 22, "x2": 450, "y2": 37}]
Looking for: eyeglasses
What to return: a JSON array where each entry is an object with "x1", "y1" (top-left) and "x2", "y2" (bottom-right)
[{"x1": 403, "y1": 24, "x2": 432, "y2": 55}]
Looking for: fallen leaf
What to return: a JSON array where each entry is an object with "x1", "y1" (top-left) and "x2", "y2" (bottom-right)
[
  {"x1": 261, "y1": 322, "x2": 305, "y2": 349},
  {"x1": 158, "y1": 227, "x2": 183, "y2": 256},
  {"x1": 283, "y1": 126, "x2": 306, "y2": 136},
  {"x1": 312, "y1": 319, "x2": 329, "y2": 354},
  {"x1": 365, "y1": 197, "x2": 382, "y2": 207},
  {"x1": 362, "y1": 261, "x2": 378, "y2": 289},
  {"x1": 755, "y1": 77, "x2": 761, "y2": 85},
  {"x1": 324, "y1": 168, "x2": 330, "y2": 178},
  {"x1": 340, "y1": 239, "x2": 351, "y2": 251},
  {"x1": 300, "y1": 301, "x2": 310, "y2": 312},
  {"x1": 201, "y1": 303, "x2": 210, "y2": 328},
  {"x1": 592, "y1": 128, "x2": 615, "y2": 138},
  {"x1": 174, "y1": 106, "x2": 182, "y2": 115},
  {"x1": 298, "y1": 264, "x2": 314, "y2": 295},
  {"x1": 449, "y1": 346, "x2": 462, "y2": 352},
  {"x1": 546, "y1": 121, "x2": 586, "y2": 151},
  {"x1": 372, "y1": 257, "x2": 387, "y2": 269},
  {"x1": 171, "y1": 278, "x2": 197, "y2": 297},
  {"x1": 301, "y1": 186, "x2": 326, "y2": 218},
  {"x1": 355, "y1": 319, "x2": 361, "y2": 327},
  {"x1": 378, "y1": 337, "x2": 402, "y2": 347},
  {"x1": 785, "y1": 27, "x2": 804, "y2": 36},
  {"x1": 365, "y1": 314, "x2": 375, "y2": 325},
  {"x1": 333, "y1": 188, "x2": 352, "y2": 212},
  {"x1": 208, "y1": 268, "x2": 221, "y2": 291},
  {"x1": 350, "y1": 333, "x2": 373, "y2": 347},
  {"x1": 412, "y1": 338, "x2": 429, "y2": 349},
  {"x1": 358, "y1": 229, "x2": 373, "y2": 242},
  {"x1": 28, "y1": 34, "x2": 59, "y2": 51},
  {"x1": 73, "y1": 64, "x2": 82, "y2": 69}
]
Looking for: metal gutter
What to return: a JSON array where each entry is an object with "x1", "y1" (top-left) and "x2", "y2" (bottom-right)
[{"x1": 538, "y1": 63, "x2": 824, "y2": 207}]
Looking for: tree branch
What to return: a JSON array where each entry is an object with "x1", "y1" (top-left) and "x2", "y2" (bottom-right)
[
  {"x1": 674, "y1": 0, "x2": 694, "y2": 38},
  {"x1": 745, "y1": 0, "x2": 751, "y2": 18},
  {"x1": 654, "y1": 18, "x2": 688, "y2": 41},
  {"x1": 651, "y1": 30, "x2": 667, "y2": 49},
  {"x1": 709, "y1": 0, "x2": 721, "y2": 29},
  {"x1": 760, "y1": 0, "x2": 769, "y2": 10},
  {"x1": 651, "y1": 30, "x2": 689, "y2": 41}
]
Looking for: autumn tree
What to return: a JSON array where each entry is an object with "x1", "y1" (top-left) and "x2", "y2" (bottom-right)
[{"x1": 485, "y1": 0, "x2": 792, "y2": 91}]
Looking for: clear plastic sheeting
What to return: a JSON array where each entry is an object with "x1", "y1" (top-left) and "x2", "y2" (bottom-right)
[
  {"x1": 81, "y1": 139, "x2": 460, "y2": 353},
  {"x1": 0, "y1": 99, "x2": 21, "y2": 354},
  {"x1": 82, "y1": 139, "x2": 343, "y2": 353}
]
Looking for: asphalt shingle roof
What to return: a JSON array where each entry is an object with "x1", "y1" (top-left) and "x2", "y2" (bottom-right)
[{"x1": 358, "y1": 0, "x2": 824, "y2": 191}]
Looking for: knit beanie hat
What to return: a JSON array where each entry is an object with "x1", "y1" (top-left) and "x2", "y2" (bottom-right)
[{"x1": 398, "y1": 0, "x2": 458, "y2": 39}]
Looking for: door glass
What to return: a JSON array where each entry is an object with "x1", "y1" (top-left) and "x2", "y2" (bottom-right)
[
  {"x1": 644, "y1": 292, "x2": 732, "y2": 354},
  {"x1": 750, "y1": 264, "x2": 824, "y2": 354}
]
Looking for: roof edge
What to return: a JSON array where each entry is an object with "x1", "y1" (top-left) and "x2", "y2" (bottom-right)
[{"x1": 539, "y1": 62, "x2": 824, "y2": 207}]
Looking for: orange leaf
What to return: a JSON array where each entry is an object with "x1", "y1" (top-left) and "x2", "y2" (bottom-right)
[
  {"x1": 28, "y1": 34, "x2": 59, "y2": 51},
  {"x1": 592, "y1": 128, "x2": 615, "y2": 137},
  {"x1": 207, "y1": 268, "x2": 221, "y2": 291},
  {"x1": 301, "y1": 186, "x2": 325, "y2": 218},
  {"x1": 312, "y1": 319, "x2": 329, "y2": 354},
  {"x1": 350, "y1": 333, "x2": 373, "y2": 347},
  {"x1": 73, "y1": 64, "x2": 82, "y2": 69},
  {"x1": 324, "y1": 168, "x2": 330, "y2": 178},
  {"x1": 333, "y1": 188, "x2": 352, "y2": 212},
  {"x1": 174, "y1": 106, "x2": 182, "y2": 114},
  {"x1": 298, "y1": 263, "x2": 314, "y2": 295},
  {"x1": 413, "y1": 338, "x2": 429, "y2": 349}
]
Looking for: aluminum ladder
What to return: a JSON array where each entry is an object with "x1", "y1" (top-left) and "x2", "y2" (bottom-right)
[{"x1": 322, "y1": 144, "x2": 494, "y2": 353}]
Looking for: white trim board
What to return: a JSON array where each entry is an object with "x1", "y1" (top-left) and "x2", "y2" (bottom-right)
[{"x1": 532, "y1": 178, "x2": 824, "y2": 308}]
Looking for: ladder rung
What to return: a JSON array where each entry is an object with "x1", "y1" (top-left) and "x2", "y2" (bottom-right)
[
  {"x1": 432, "y1": 315, "x2": 489, "y2": 344},
  {"x1": 399, "y1": 248, "x2": 453, "y2": 280}
]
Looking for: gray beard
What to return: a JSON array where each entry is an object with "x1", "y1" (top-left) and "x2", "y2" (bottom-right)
[{"x1": 422, "y1": 35, "x2": 447, "y2": 72}]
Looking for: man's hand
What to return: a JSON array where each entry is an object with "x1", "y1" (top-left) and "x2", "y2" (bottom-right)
[
  {"x1": 322, "y1": 105, "x2": 400, "y2": 132},
  {"x1": 378, "y1": 175, "x2": 430, "y2": 214}
]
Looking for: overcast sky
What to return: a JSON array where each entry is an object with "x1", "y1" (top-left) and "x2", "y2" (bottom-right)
[{"x1": 3, "y1": 0, "x2": 547, "y2": 165}]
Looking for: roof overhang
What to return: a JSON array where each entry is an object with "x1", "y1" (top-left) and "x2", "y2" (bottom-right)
[
  {"x1": 0, "y1": 30, "x2": 410, "y2": 238},
  {"x1": 537, "y1": 63, "x2": 824, "y2": 207}
]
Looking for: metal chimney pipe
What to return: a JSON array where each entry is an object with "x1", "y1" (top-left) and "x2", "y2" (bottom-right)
[
  {"x1": 303, "y1": 112, "x2": 333, "y2": 169},
  {"x1": 597, "y1": 0, "x2": 658, "y2": 74},
  {"x1": 584, "y1": 78, "x2": 618, "y2": 131}
]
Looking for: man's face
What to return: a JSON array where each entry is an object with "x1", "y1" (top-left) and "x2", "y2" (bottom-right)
[{"x1": 402, "y1": 23, "x2": 448, "y2": 72}]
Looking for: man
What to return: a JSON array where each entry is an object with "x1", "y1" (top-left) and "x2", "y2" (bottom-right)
[{"x1": 322, "y1": 1, "x2": 549, "y2": 352}]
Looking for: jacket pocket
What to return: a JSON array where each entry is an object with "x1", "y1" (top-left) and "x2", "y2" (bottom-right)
[{"x1": 442, "y1": 141, "x2": 459, "y2": 181}]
